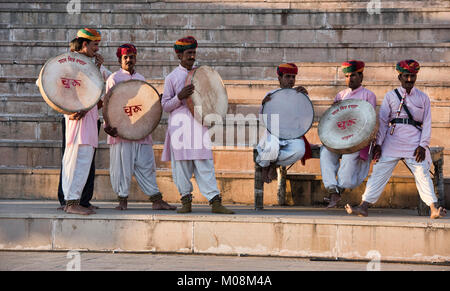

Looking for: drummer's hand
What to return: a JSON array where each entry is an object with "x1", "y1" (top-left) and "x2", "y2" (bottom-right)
[
  {"x1": 262, "y1": 94, "x2": 272, "y2": 105},
  {"x1": 295, "y1": 86, "x2": 308, "y2": 96},
  {"x1": 104, "y1": 125, "x2": 118, "y2": 137},
  {"x1": 69, "y1": 110, "x2": 87, "y2": 120},
  {"x1": 372, "y1": 144, "x2": 382, "y2": 161},
  {"x1": 178, "y1": 84, "x2": 195, "y2": 100},
  {"x1": 94, "y1": 53, "x2": 104, "y2": 68},
  {"x1": 414, "y1": 146, "x2": 426, "y2": 163}
]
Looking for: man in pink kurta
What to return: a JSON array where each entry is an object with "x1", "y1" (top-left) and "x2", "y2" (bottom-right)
[
  {"x1": 320, "y1": 60, "x2": 377, "y2": 208},
  {"x1": 345, "y1": 59, "x2": 446, "y2": 219},
  {"x1": 60, "y1": 28, "x2": 111, "y2": 215},
  {"x1": 103, "y1": 44, "x2": 176, "y2": 211},
  {"x1": 162, "y1": 36, "x2": 234, "y2": 214}
]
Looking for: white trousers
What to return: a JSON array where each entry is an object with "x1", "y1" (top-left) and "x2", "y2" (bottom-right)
[
  {"x1": 110, "y1": 143, "x2": 160, "y2": 198},
  {"x1": 320, "y1": 146, "x2": 371, "y2": 190},
  {"x1": 170, "y1": 151, "x2": 220, "y2": 201},
  {"x1": 362, "y1": 156, "x2": 437, "y2": 206},
  {"x1": 256, "y1": 135, "x2": 305, "y2": 168},
  {"x1": 62, "y1": 144, "x2": 95, "y2": 201}
]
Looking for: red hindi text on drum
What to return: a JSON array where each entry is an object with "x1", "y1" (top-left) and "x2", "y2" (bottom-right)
[
  {"x1": 123, "y1": 105, "x2": 142, "y2": 117},
  {"x1": 61, "y1": 77, "x2": 82, "y2": 89}
]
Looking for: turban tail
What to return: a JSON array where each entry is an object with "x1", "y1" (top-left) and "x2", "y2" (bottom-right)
[
  {"x1": 341, "y1": 60, "x2": 365, "y2": 74},
  {"x1": 77, "y1": 28, "x2": 101, "y2": 41},
  {"x1": 277, "y1": 63, "x2": 298, "y2": 76},
  {"x1": 396, "y1": 59, "x2": 420, "y2": 74},
  {"x1": 174, "y1": 36, "x2": 198, "y2": 53},
  {"x1": 116, "y1": 43, "x2": 137, "y2": 59}
]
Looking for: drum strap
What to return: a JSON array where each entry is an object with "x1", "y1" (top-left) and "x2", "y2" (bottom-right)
[{"x1": 391, "y1": 89, "x2": 422, "y2": 131}]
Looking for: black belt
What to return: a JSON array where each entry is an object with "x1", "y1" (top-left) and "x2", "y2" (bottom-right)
[{"x1": 390, "y1": 118, "x2": 422, "y2": 127}]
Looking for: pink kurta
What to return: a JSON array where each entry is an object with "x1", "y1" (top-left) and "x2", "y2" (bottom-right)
[
  {"x1": 334, "y1": 86, "x2": 377, "y2": 160},
  {"x1": 104, "y1": 68, "x2": 152, "y2": 145},
  {"x1": 376, "y1": 87, "x2": 432, "y2": 159},
  {"x1": 65, "y1": 60, "x2": 111, "y2": 148},
  {"x1": 161, "y1": 65, "x2": 213, "y2": 161}
]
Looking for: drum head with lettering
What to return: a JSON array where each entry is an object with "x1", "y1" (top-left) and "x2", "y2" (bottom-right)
[
  {"x1": 37, "y1": 52, "x2": 104, "y2": 114},
  {"x1": 261, "y1": 88, "x2": 314, "y2": 139},
  {"x1": 103, "y1": 80, "x2": 162, "y2": 141},
  {"x1": 318, "y1": 99, "x2": 378, "y2": 154},
  {"x1": 186, "y1": 66, "x2": 228, "y2": 126}
]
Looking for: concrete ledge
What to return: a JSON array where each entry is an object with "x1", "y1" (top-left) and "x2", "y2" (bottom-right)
[{"x1": 0, "y1": 201, "x2": 448, "y2": 263}]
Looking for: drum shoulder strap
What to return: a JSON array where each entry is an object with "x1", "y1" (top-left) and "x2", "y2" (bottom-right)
[{"x1": 393, "y1": 89, "x2": 422, "y2": 129}]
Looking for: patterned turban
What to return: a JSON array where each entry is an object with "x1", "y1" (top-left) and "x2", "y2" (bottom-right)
[
  {"x1": 341, "y1": 60, "x2": 365, "y2": 74},
  {"x1": 396, "y1": 59, "x2": 420, "y2": 74},
  {"x1": 77, "y1": 28, "x2": 101, "y2": 41},
  {"x1": 277, "y1": 63, "x2": 298, "y2": 76},
  {"x1": 116, "y1": 43, "x2": 137, "y2": 59},
  {"x1": 174, "y1": 36, "x2": 198, "y2": 53}
]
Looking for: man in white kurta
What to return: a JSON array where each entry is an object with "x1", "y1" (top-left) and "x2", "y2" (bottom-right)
[
  {"x1": 255, "y1": 63, "x2": 312, "y2": 183},
  {"x1": 345, "y1": 59, "x2": 446, "y2": 219},
  {"x1": 320, "y1": 60, "x2": 377, "y2": 208},
  {"x1": 161, "y1": 36, "x2": 234, "y2": 214},
  {"x1": 103, "y1": 44, "x2": 176, "y2": 211},
  {"x1": 60, "y1": 28, "x2": 111, "y2": 215}
]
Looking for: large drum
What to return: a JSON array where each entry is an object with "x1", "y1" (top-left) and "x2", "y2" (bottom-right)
[
  {"x1": 261, "y1": 88, "x2": 314, "y2": 139},
  {"x1": 103, "y1": 80, "x2": 162, "y2": 141},
  {"x1": 185, "y1": 66, "x2": 228, "y2": 126},
  {"x1": 318, "y1": 99, "x2": 378, "y2": 154},
  {"x1": 37, "y1": 52, "x2": 104, "y2": 114}
]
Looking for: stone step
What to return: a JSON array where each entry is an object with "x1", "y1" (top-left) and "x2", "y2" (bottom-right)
[
  {"x1": 4, "y1": 24, "x2": 449, "y2": 45},
  {"x1": 2, "y1": 77, "x2": 449, "y2": 102},
  {"x1": 2, "y1": 138, "x2": 450, "y2": 175},
  {"x1": 1, "y1": 0, "x2": 449, "y2": 10},
  {"x1": 1, "y1": 167, "x2": 449, "y2": 210},
  {"x1": 1, "y1": 200, "x2": 449, "y2": 263},
  {"x1": 2, "y1": 60, "x2": 450, "y2": 82},
  {"x1": 1, "y1": 8, "x2": 449, "y2": 27},
  {"x1": 3, "y1": 41, "x2": 449, "y2": 64}
]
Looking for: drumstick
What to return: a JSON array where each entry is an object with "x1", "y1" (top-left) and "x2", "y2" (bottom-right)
[{"x1": 390, "y1": 90, "x2": 406, "y2": 135}]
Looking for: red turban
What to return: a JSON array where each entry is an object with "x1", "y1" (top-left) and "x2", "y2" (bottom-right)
[
  {"x1": 116, "y1": 43, "x2": 137, "y2": 59},
  {"x1": 277, "y1": 63, "x2": 298, "y2": 76}
]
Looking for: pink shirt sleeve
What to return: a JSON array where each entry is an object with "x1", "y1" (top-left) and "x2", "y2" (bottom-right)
[
  {"x1": 419, "y1": 95, "x2": 432, "y2": 148},
  {"x1": 161, "y1": 75, "x2": 183, "y2": 113},
  {"x1": 376, "y1": 93, "x2": 391, "y2": 146}
]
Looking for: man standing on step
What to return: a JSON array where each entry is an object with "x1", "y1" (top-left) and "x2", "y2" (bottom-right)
[
  {"x1": 345, "y1": 59, "x2": 447, "y2": 219},
  {"x1": 255, "y1": 63, "x2": 312, "y2": 183},
  {"x1": 161, "y1": 36, "x2": 234, "y2": 214},
  {"x1": 60, "y1": 28, "x2": 111, "y2": 215},
  {"x1": 319, "y1": 60, "x2": 377, "y2": 208},
  {"x1": 103, "y1": 43, "x2": 176, "y2": 211}
]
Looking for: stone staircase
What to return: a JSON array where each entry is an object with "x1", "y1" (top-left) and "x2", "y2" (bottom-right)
[{"x1": 0, "y1": 0, "x2": 449, "y2": 206}]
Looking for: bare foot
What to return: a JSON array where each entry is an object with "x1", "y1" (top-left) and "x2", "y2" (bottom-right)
[
  {"x1": 115, "y1": 199, "x2": 128, "y2": 210},
  {"x1": 57, "y1": 205, "x2": 65, "y2": 211},
  {"x1": 430, "y1": 205, "x2": 447, "y2": 219},
  {"x1": 345, "y1": 203, "x2": 368, "y2": 217},
  {"x1": 65, "y1": 205, "x2": 94, "y2": 215},
  {"x1": 152, "y1": 199, "x2": 177, "y2": 210},
  {"x1": 326, "y1": 193, "x2": 341, "y2": 208},
  {"x1": 88, "y1": 205, "x2": 100, "y2": 210}
]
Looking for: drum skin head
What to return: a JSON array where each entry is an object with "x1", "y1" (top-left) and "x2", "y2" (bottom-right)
[
  {"x1": 37, "y1": 52, "x2": 104, "y2": 114},
  {"x1": 103, "y1": 80, "x2": 162, "y2": 141},
  {"x1": 261, "y1": 88, "x2": 314, "y2": 139},
  {"x1": 318, "y1": 99, "x2": 378, "y2": 154},
  {"x1": 186, "y1": 66, "x2": 228, "y2": 126}
]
